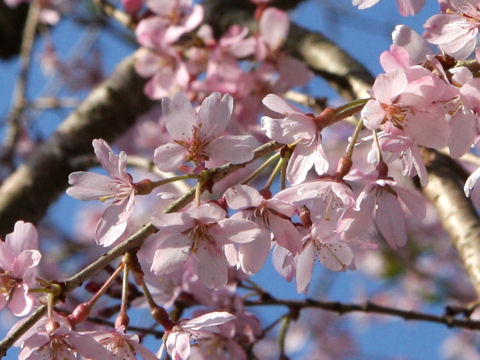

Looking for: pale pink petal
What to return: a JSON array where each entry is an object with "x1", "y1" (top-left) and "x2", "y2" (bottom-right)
[
  {"x1": 375, "y1": 191, "x2": 407, "y2": 249},
  {"x1": 198, "y1": 93, "x2": 233, "y2": 138},
  {"x1": 189, "y1": 203, "x2": 226, "y2": 222},
  {"x1": 266, "y1": 198, "x2": 297, "y2": 217},
  {"x1": 286, "y1": 140, "x2": 316, "y2": 185},
  {"x1": 410, "y1": 144, "x2": 429, "y2": 187},
  {"x1": 465, "y1": 167, "x2": 480, "y2": 198},
  {"x1": 260, "y1": 8, "x2": 289, "y2": 51},
  {"x1": 224, "y1": 185, "x2": 263, "y2": 210},
  {"x1": 317, "y1": 242, "x2": 354, "y2": 272},
  {"x1": 206, "y1": 135, "x2": 256, "y2": 164},
  {"x1": 154, "y1": 142, "x2": 187, "y2": 172},
  {"x1": 352, "y1": 0, "x2": 380, "y2": 10},
  {"x1": 261, "y1": 117, "x2": 296, "y2": 143},
  {"x1": 183, "y1": 312, "x2": 236, "y2": 330},
  {"x1": 262, "y1": 94, "x2": 302, "y2": 115},
  {"x1": 214, "y1": 219, "x2": 262, "y2": 244},
  {"x1": 277, "y1": 56, "x2": 313, "y2": 87},
  {"x1": 12, "y1": 250, "x2": 41, "y2": 278},
  {"x1": 9, "y1": 284, "x2": 33, "y2": 317},
  {"x1": 238, "y1": 236, "x2": 271, "y2": 274},
  {"x1": 313, "y1": 140, "x2": 329, "y2": 176},
  {"x1": 92, "y1": 139, "x2": 127, "y2": 180},
  {"x1": 69, "y1": 333, "x2": 113, "y2": 360},
  {"x1": 372, "y1": 70, "x2": 408, "y2": 104},
  {"x1": 151, "y1": 234, "x2": 191, "y2": 274},
  {"x1": 66, "y1": 172, "x2": 118, "y2": 201},
  {"x1": 406, "y1": 112, "x2": 450, "y2": 149},
  {"x1": 163, "y1": 93, "x2": 195, "y2": 141},
  {"x1": 361, "y1": 99, "x2": 385, "y2": 130},
  {"x1": 6, "y1": 221, "x2": 38, "y2": 253},
  {"x1": 448, "y1": 110, "x2": 476, "y2": 158},
  {"x1": 272, "y1": 244, "x2": 295, "y2": 282},
  {"x1": 392, "y1": 25, "x2": 432, "y2": 64},
  {"x1": 394, "y1": 186, "x2": 426, "y2": 219},
  {"x1": 396, "y1": 0, "x2": 425, "y2": 16},
  {"x1": 135, "y1": 16, "x2": 168, "y2": 48},
  {"x1": 167, "y1": 332, "x2": 191, "y2": 360},
  {"x1": 269, "y1": 215, "x2": 302, "y2": 254},
  {"x1": 96, "y1": 194, "x2": 134, "y2": 246},
  {"x1": 194, "y1": 243, "x2": 228, "y2": 289},
  {"x1": 151, "y1": 212, "x2": 193, "y2": 233},
  {"x1": 461, "y1": 78, "x2": 480, "y2": 111},
  {"x1": 295, "y1": 241, "x2": 315, "y2": 293}
]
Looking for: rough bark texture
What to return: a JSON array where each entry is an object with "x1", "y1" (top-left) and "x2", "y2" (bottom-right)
[
  {"x1": 0, "y1": 52, "x2": 155, "y2": 236},
  {"x1": 423, "y1": 150, "x2": 480, "y2": 299}
]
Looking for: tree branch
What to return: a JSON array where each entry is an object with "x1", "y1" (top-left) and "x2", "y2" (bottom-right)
[
  {"x1": 245, "y1": 297, "x2": 480, "y2": 331},
  {"x1": 422, "y1": 150, "x2": 480, "y2": 299}
]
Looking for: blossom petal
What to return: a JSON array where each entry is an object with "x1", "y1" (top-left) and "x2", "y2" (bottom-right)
[
  {"x1": 296, "y1": 241, "x2": 315, "y2": 293},
  {"x1": 375, "y1": 191, "x2": 407, "y2": 249},
  {"x1": 224, "y1": 184, "x2": 263, "y2": 210},
  {"x1": 163, "y1": 92, "x2": 195, "y2": 141},
  {"x1": 151, "y1": 234, "x2": 191, "y2": 274},
  {"x1": 66, "y1": 172, "x2": 118, "y2": 201},
  {"x1": 154, "y1": 142, "x2": 187, "y2": 172},
  {"x1": 206, "y1": 135, "x2": 257, "y2": 164},
  {"x1": 198, "y1": 92, "x2": 233, "y2": 138},
  {"x1": 214, "y1": 219, "x2": 262, "y2": 244}
]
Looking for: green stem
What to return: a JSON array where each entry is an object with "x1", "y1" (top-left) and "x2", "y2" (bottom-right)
[
  {"x1": 241, "y1": 152, "x2": 281, "y2": 185},
  {"x1": 150, "y1": 174, "x2": 198, "y2": 188}
]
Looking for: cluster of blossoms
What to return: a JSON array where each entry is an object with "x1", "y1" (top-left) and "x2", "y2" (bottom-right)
[{"x1": 5, "y1": 0, "x2": 480, "y2": 358}]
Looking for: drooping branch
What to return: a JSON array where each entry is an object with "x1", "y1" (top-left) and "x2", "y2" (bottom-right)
[{"x1": 0, "y1": 51, "x2": 155, "y2": 237}]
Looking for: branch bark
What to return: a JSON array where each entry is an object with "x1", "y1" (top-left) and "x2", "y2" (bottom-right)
[{"x1": 423, "y1": 150, "x2": 480, "y2": 299}]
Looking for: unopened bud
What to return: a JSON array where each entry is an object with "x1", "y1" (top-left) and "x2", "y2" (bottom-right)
[{"x1": 68, "y1": 303, "x2": 91, "y2": 325}]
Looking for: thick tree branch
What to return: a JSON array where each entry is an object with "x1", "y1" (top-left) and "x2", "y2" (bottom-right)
[
  {"x1": 0, "y1": 51, "x2": 155, "y2": 237},
  {"x1": 423, "y1": 150, "x2": 480, "y2": 299}
]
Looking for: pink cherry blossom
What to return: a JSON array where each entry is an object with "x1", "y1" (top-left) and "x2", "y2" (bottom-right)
[
  {"x1": 0, "y1": 221, "x2": 41, "y2": 317},
  {"x1": 144, "y1": 0, "x2": 204, "y2": 44},
  {"x1": 339, "y1": 169, "x2": 426, "y2": 250},
  {"x1": 154, "y1": 92, "x2": 258, "y2": 172},
  {"x1": 296, "y1": 222, "x2": 355, "y2": 293},
  {"x1": 91, "y1": 328, "x2": 158, "y2": 360},
  {"x1": 66, "y1": 139, "x2": 136, "y2": 246},
  {"x1": 424, "y1": 0, "x2": 480, "y2": 59},
  {"x1": 361, "y1": 67, "x2": 452, "y2": 151},
  {"x1": 262, "y1": 94, "x2": 329, "y2": 185},
  {"x1": 151, "y1": 203, "x2": 263, "y2": 289},
  {"x1": 223, "y1": 185, "x2": 301, "y2": 274},
  {"x1": 161, "y1": 311, "x2": 236, "y2": 360},
  {"x1": 15, "y1": 313, "x2": 112, "y2": 360}
]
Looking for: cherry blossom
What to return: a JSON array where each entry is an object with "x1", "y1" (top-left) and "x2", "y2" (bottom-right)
[
  {"x1": 160, "y1": 311, "x2": 236, "y2": 360},
  {"x1": 151, "y1": 203, "x2": 263, "y2": 288},
  {"x1": 0, "y1": 221, "x2": 41, "y2": 317},
  {"x1": 15, "y1": 313, "x2": 112, "y2": 360},
  {"x1": 66, "y1": 139, "x2": 136, "y2": 246},
  {"x1": 91, "y1": 328, "x2": 158, "y2": 360},
  {"x1": 154, "y1": 92, "x2": 258, "y2": 173},
  {"x1": 224, "y1": 184, "x2": 301, "y2": 274},
  {"x1": 262, "y1": 94, "x2": 329, "y2": 185},
  {"x1": 424, "y1": 0, "x2": 480, "y2": 59}
]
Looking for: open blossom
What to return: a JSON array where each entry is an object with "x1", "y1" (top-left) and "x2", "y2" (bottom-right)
[
  {"x1": 296, "y1": 220, "x2": 355, "y2": 293},
  {"x1": 15, "y1": 313, "x2": 112, "y2": 360},
  {"x1": 424, "y1": 0, "x2": 480, "y2": 59},
  {"x1": 361, "y1": 67, "x2": 453, "y2": 151},
  {"x1": 0, "y1": 221, "x2": 41, "y2": 317},
  {"x1": 66, "y1": 139, "x2": 135, "y2": 246},
  {"x1": 339, "y1": 169, "x2": 426, "y2": 250},
  {"x1": 224, "y1": 185, "x2": 301, "y2": 274},
  {"x1": 154, "y1": 92, "x2": 258, "y2": 172},
  {"x1": 262, "y1": 94, "x2": 329, "y2": 185},
  {"x1": 161, "y1": 312, "x2": 236, "y2": 360},
  {"x1": 151, "y1": 203, "x2": 263, "y2": 289},
  {"x1": 91, "y1": 328, "x2": 158, "y2": 360}
]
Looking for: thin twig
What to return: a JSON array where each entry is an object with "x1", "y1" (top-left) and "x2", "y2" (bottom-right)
[{"x1": 244, "y1": 297, "x2": 480, "y2": 331}]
